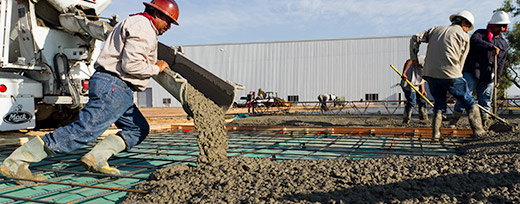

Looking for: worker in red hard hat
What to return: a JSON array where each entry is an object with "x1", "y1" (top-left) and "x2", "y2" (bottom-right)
[
  {"x1": 0, "y1": 0, "x2": 180, "y2": 184},
  {"x1": 450, "y1": 11, "x2": 511, "y2": 128},
  {"x1": 144, "y1": 0, "x2": 180, "y2": 34}
]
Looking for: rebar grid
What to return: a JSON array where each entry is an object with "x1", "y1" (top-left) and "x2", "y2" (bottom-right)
[{"x1": 0, "y1": 127, "x2": 468, "y2": 203}]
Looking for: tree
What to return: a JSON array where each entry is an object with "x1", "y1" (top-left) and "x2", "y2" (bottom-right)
[{"x1": 499, "y1": 0, "x2": 520, "y2": 98}]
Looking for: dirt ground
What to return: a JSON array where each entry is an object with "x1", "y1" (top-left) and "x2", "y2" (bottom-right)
[{"x1": 121, "y1": 109, "x2": 520, "y2": 204}]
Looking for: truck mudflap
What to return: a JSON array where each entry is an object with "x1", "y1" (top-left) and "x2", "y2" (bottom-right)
[{"x1": 154, "y1": 42, "x2": 238, "y2": 115}]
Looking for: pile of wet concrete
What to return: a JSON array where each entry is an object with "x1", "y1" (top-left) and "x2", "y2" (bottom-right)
[{"x1": 122, "y1": 116, "x2": 520, "y2": 203}]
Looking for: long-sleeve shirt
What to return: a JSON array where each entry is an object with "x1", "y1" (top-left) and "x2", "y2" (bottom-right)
[
  {"x1": 463, "y1": 29, "x2": 508, "y2": 83},
  {"x1": 96, "y1": 15, "x2": 160, "y2": 91},
  {"x1": 410, "y1": 25, "x2": 470, "y2": 79}
]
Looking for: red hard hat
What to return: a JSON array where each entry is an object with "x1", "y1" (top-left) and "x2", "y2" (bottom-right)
[{"x1": 143, "y1": 0, "x2": 179, "y2": 25}]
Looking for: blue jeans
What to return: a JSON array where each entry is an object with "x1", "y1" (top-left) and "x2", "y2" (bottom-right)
[
  {"x1": 42, "y1": 70, "x2": 150, "y2": 154},
  {"x1": 402, "y1": 88, "x2": 426, "y2": 109},
  {"x1": 425, "y1": 77, "x2": 475, "y2": 112},
  {"x1": 453, "y1": 72, "x2": 493, "y2": 113}
]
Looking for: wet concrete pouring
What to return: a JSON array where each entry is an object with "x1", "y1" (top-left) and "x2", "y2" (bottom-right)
[
  {"x1": 184, "y1": 84, "x2": 228, "y2": 164},
  {"x1": 119, "y1": 111, "x2": 520, "y2": 204}
]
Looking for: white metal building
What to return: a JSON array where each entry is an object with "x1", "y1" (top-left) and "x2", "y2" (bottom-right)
[{"x1": 137, "y1": 35, "x2": 425, "y2": 108}]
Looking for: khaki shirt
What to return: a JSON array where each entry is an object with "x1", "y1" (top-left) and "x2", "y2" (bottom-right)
[
  {"x1": 410, "y1": 25, "x2": 470, "y2": 79},
  {"x1": 96, "y1": 15, "x2": 160, "y2": 91}
]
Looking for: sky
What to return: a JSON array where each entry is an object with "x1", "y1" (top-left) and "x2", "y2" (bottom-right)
[{"x1": 100, "y1": 0, "x2": 508, "y2": 47}]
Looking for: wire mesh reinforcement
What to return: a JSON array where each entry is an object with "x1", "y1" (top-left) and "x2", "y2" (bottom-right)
[{"x1": 0, "y1": 127, "x2": 470, "y2": 203}]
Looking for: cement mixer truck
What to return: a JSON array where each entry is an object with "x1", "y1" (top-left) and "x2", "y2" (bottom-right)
[{"x1": 0, "y1": 0, "x2": 238, "y2": 131}]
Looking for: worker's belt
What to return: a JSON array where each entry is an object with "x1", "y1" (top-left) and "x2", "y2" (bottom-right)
[{"x1": 95, "y1": 66, "x2": 138, "y2": 91}]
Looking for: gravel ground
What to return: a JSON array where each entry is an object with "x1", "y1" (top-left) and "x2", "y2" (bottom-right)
[{"x1": 121, "y1": 114, "x2": 520, "y2": 204}]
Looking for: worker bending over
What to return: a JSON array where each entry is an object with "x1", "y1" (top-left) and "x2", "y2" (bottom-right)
[
  {"x1": 0, "y1": 0, "x2": 179, "y2": 184},
  {"x1": 400, "y1": 56, "x2": 428, "y2": 124},
  {"x1": 410, "y1": 11, "x2": 485, "y2": 141},
  {"x1": 318, "y1": 94, "x2": 337, "y2": 112}
]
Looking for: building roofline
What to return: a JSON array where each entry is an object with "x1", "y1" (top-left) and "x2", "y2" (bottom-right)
[{"x1": 181, "y1": 35, "x2": 412, "y2": 47}]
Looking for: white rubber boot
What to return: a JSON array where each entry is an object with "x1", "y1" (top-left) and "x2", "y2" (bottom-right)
[
  {"x1": 0, "y1": 136, "x2": 49, "y2": 184},
  {"x1": 467, "y1": 105, "x2": 486, "y2": 137},
  {"x1": 419, "y1": 106, "x2": 429, "y2": 121},
  {"x1": 402, "y1": 107, "x2": 413, "y2": 124},
  {"x1": 432, "y1": 110, "x2": 443, "y2": 142},
  {"x1": 80, "y1": 135, "x2": 126, "y2": 176},
  {"x1": 481, "y1": 112, "x2": 491, "y2": 127}
]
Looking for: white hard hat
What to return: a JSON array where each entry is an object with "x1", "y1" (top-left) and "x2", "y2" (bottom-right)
[
  {"x1": 450, "y1": 10, "x2": 475, "y2": 31},
  {"x1": 489, "y1": 11, "x2": 511, "y2": 24}
]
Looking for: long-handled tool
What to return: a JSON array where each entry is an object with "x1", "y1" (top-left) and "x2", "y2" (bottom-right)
[
  {"x1": 390, "y1": 65, "x2": 433, "y2": 107},
  {"x1": 477, "y1": 104, "x2": 508, "y2": 124},
  {"x1": 390, "y1": 65, "x2": 512, "y2": 127},
  {"x1": 493, "y1": 55, "x2": 498, "y2": 115},
  {"x1": 487, "y1": 55, "x2": 515, "y2": 131}
]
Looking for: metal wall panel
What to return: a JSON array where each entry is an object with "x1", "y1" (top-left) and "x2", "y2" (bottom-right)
[{"x1": 149, "y1": 36, "x2": 423, "y2": 107}]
